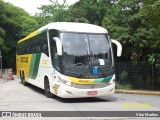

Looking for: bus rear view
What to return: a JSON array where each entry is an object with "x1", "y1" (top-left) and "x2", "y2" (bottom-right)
[{"x1": 17, "y1": 22, "x2": 122, "y2": 98}]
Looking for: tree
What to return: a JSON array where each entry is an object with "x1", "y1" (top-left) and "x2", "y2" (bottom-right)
[
  {"x1": 64, "y1": 0, "x2": 89, "y2": 23},
  {"x1": 0, "y1": 0, "x2": 38, "y2": 69},
  {"x1": 139, "y1": 0, "x2": 160, "y2": 81},
  {"x1": 64, "y1": 0, "x2": 111, "y2": 25},
  {"x1": 139, "y1": 0, "x2": 160, "y2": 58},
  {"x1": 102, "y1": 0, "x2": 160, "y2": 88},
  {"x1": 19, "y1": 16, "x2": 39, "y2": 37},
  {"x1": 102, "y1": 0, "x2": 147, "y2": 62},
  {"x1": 34, "y1": 0, "x2": 68, "y2": 26},
  {"x1": 35, "y1": 0, "x2": 111, "y2": 25}
]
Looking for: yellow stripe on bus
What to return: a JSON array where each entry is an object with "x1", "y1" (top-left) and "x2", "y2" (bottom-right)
[
  {"x1": 67, "y1": 77, "x2": 94, "y2": 84},
  {"x1": 18, "y1": 30, "x2": 39, "y2": 43}
]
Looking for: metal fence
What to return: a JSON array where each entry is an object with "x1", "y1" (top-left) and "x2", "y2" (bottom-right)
[{"x1": 115, "y1": 62, "x2": 160, "y2": 90}]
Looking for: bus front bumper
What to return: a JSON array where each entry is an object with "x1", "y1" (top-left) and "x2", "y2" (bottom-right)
[{"x1": 58, "y1": 82, "x2": 115, "y2": 98}]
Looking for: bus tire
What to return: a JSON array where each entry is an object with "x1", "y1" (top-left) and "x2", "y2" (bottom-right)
[
  {"x1": 20, "y1": 71, "x2": 23, "y2": 84},
  {"x1": 20, "y1": 72, "x2": 23, "y2": 84},
  {"x1": 44, "y1": 78, "x2": 54, "y2": 98},
  {"x1": 21, "y1": 72, "x2": 27, "y2": 86}
]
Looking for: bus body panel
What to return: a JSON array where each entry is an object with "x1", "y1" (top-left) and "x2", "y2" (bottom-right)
[
  {"x1": 16, "y1": 53, "x2": 52, "y2": 88},
  {"x1": 49, "y1": 74, "x2": 115, "y2": 98},
  {"x1": 50, "y1": 74, "x2": 115, "y2": 98}
]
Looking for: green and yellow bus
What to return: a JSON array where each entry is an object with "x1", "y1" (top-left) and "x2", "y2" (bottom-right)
[{"x1": 16, "y1": 22, "x2": 122, "y2": 98}]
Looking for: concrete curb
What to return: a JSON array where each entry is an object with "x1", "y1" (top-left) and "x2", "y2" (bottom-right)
[{"x1": 115, "y1": 90, "x2": 160, "y2": 95}]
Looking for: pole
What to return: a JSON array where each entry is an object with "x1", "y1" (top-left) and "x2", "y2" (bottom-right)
[
  {"x1": 0, "y1": 50, "x2": 3, "y2": 79},
  {"x1": 0, "y1": 50, "x2": 2, "y2": 71}
]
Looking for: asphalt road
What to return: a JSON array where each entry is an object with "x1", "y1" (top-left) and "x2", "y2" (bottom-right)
[{"x1": 0, "y1": 76, "x2": 160, "y2": 120}]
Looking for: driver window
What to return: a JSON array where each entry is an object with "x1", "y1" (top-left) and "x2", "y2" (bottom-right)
[
  {"x1": 49, "y1": 29, "x2": 60, "y2": 71},
  {"x1": 53, "y1": 41, "x2": 60, "y2": 70}
]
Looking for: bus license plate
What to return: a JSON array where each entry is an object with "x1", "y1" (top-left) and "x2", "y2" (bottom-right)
[{"x1": 87, "y1": 91, "x2": 97, "y2": 95}]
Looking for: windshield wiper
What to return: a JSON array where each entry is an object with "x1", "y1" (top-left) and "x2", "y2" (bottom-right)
[{"x1": 72, "y1": 63, "x2": 84, "y2": 66}]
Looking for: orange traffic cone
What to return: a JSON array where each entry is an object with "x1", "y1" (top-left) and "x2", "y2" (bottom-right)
[
  {"x1": 7, "y1": 68, "x2": 14, "y2": 80},
  {"x1": 0, "y1": 70, "x2": 3, "y2": 79}
]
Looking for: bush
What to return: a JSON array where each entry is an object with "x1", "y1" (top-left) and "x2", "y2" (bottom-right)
[
  {"x1": 119, "y1": 71, "x2": 128, "y2": 84},
  {"x1": 116, "y1": 82, "x2": 132, "y2": 90}
]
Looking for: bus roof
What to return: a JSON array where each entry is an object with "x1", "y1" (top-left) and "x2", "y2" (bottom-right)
[
  {"x1": 47, "y1": 22, "x2": 108, "y2": 33},
  {"x1": 18, "y1": 22, "x2": 108, "y2": 43}
]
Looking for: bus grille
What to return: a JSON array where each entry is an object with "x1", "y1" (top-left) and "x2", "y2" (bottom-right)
[{"x1": 73, "y1": 82, "x2": 110, "y2": 89}]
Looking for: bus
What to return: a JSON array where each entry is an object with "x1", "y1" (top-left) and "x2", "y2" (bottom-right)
[{"x1": 16, "y1": 22, "x2": 122, "y2": 98}]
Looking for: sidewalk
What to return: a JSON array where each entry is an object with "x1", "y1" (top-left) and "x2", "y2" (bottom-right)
[
  {"x1": 0, "y1": 78, "x2": 8, "y2": 84},
  {"x1": 116, "y1": 89, "x2": 160, "y2": 95},
  {"x1": 0, "y1": 75, "x2": 16, "y2": 84}
]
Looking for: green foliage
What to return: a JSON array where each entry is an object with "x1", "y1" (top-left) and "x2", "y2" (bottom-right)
[
  {"x1": 0, "y1": 0, "x2": 38, "y2": 69},
  {"x1": 116, "y1": 82, "x2": 132, "y2": 90},
  {"x1": 119, "y1": 71, "x2": 128, "y2": 82},
  {"x1": 103, "y1": 0, "x2": 144, "y2": 61},
  {"x1": 139, "y1": 0, "x2": 160, "y2": 70},
  {"x1": 0, "y1": 27, "x2": 5, "y2": 36},
  {"x1": 0, "y1": 37, "x2": 4, "y2": 48},
  {"x1": 64, "y1": 0, "x2": 110, "y2": 25},
  {"x1": 34, "y1": 0, "x2": 68, "y2": 26},
  {"x1": 35, "y1": 0, "x2": 110, "y2": 25},
  {"x1": 64, "y1": 0, "x2": 89, "y2": 23},
  {"x1": 102, "y1": 0, "x2": 160, "y2": 67},
  {"x1": 19, "y1": 16, "x2": 38, "y2": 37}
]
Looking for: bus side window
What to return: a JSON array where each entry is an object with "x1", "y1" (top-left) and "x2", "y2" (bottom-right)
[
  {"x1": 43, "y1": 44, "x2": 48, "y2": 53},
  {"x1": 32, "y1": 45, "x2": 35, "y2": 53},
  {"x1": 36, "y1": 46, "x2": 40, "y2": 52}
]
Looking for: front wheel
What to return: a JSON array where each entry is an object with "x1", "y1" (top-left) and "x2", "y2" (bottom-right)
[{"x1": 44, "y1": 79, "x2": 54, "y2": 98}]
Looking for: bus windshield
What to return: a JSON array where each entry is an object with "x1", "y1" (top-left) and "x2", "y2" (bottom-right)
[{"x1": 61, "y1": 32, "x2": 113, "y2": 78}]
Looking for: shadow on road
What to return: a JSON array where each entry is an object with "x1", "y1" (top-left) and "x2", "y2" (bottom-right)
[
  {"x1": 57, "y1": 96, "x2": 117, "y2": 103},
  {"x1": 23, "y1": 82, "x2": 118, "y2": 103}
]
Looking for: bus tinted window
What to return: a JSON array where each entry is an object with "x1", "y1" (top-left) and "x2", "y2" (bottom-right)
[{"x1": 17, "y1": 31, "x2": 49, "y2": 56}]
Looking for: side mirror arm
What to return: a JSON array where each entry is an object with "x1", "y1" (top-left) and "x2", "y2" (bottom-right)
[
  {"x1": 53, "y1": 37, "x2": 62, "y2": 56},
  {"x1": 111, "y1": 39, "x2": 122, "y2": 57}
]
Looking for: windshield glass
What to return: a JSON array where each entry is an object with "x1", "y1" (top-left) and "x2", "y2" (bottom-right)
[
  {"x1": 61, "y1": 32, "x2": 113, "y2": 78},
  {"x1": 61, "y1": 33, "x2": 112, "y2": 66},
  {"x1": 62, "y1": 33, "x2": 89, "y2": 55},
  {"x1": 88, "y1": 34, "x2": 111, "y2": 65}
]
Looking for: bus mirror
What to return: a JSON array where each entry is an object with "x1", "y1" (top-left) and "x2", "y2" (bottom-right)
[
  {"x1": 53, "y1": 37, "x2": 62, "y2": 56},
  {"x1": 111, "y1": 39, "x2": 122, "y2": 57}
]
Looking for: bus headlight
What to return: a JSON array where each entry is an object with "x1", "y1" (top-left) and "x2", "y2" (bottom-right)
[
  {"x1": 58, "y1": 76, "x2": 76, "y2": 87},
  {"x1": 108, "y1": 75, "x2": 115, "y2": 85},
  {"x1": 109, "y1": 78, "x2": 115, "y2": 85},
  {"x1": 65, "y1": 81, "x2": 76, "y2": 87}
]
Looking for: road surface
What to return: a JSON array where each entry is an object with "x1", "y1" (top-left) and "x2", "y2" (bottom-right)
[{"x1": 0, "y1": 76, "x2": 159, "y2": 120}]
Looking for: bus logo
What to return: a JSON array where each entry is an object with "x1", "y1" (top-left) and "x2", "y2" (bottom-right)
[
  {"x1": 20, "y1": 57, "x2": 28, "y2": 63},
  {"x1": 78, "y1": 80, "x2": 91, "y2": 83},
  {"x1": 91, "y1": 85, "x2": 95, "y2": 89}
]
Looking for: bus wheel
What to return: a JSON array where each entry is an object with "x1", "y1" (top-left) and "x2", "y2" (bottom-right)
[
  {"x1": 20, "y1": 71, "x2": 23, "y2": 83},
  {"x1": 44, "y1": 79, "x2": 54, "y2": 98},
  {"x1": 20, "y1": 73, "x2": 23, "y2": 84},
  {"x1": 21, "y1": 73, "x2": 27, "y2": 86}
]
